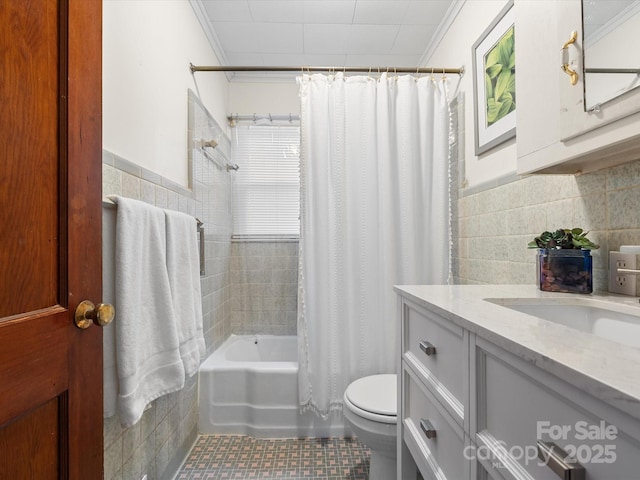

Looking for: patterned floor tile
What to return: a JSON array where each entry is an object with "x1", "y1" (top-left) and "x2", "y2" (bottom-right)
[{"x1": 177, "y1": 435, "x2": 370, "y2": 480}]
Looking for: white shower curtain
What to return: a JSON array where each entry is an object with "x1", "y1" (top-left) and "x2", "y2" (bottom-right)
[{"x1": 297, "y1": 72, "x2": 452, "y2": 417}]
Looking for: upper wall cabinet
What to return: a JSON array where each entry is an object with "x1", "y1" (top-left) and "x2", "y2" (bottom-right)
[{"x1": 516, "y1": 0, "x2": 640, "y2": 174}]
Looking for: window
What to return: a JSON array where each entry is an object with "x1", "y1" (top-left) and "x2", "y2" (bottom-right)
[{"x1": 231, "y1": 124, "x2": 300, "y2": 238}]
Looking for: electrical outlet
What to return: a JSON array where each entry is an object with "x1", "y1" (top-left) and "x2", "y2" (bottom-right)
[{"x1": 609, "y1": 252, "x2": 637, "y2": 295}]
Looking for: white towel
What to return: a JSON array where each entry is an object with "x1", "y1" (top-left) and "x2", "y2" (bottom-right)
[
  {"x1": 102, "y1": 201, "x2": 118, "y2": 418},
  {"x1": 164, "y1": 209, "x2": 206, "y2": 377},
  {"x1": 109, "y1": 195, "x2": 185, "y2": 427}
]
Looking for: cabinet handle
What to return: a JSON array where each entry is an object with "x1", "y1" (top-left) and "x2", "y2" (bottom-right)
[
  {"x1": 420, "y1": 419, "x2": 437, "y2": 439},
  {"x1": 419, "y1": 341, "x2": 436, "y2": 356},
  {"x1": 537, "y1": 441, "x2": 585, "y2": 480},
  {"x1": 561, "y1": 30, "x2": 578, "y2": 50},
  {"x1": 561, "y1": 30, "x2": 579, "y2": 86}
]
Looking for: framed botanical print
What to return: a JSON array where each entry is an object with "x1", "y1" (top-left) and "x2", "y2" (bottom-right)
[{"x1": 472, "y1": 0, "x2": 516, "y2": 155}]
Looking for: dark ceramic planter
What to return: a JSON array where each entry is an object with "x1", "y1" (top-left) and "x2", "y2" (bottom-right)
[{"x1": 537, "y1": 249, "x2": 593, "y2": 294}]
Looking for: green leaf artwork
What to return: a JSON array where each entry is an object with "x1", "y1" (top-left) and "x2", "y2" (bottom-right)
[{"x1": 484, "y1": 26, "x2": 515, "y2": 126}]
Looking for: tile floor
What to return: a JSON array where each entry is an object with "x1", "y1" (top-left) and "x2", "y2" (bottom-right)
[{"x1": 176, "y1": 435, "x2": 370, "y2": 479}]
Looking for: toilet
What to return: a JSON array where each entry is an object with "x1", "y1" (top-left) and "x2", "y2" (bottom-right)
[{"x1": 343, "y1": 374, "x2": 397, "y2": 480}]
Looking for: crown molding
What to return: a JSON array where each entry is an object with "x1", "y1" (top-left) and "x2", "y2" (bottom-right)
[
  {"x1": 189, "y1": 0, "x2": 233, "y2": 81},
  {"x1": 419, "y1": 0, "x2": 467, "y2": 67}
]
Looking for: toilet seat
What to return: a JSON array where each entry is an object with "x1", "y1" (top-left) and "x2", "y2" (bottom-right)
[{"x1": 344, "y1": 374, "x2": 397, "y2": 424}]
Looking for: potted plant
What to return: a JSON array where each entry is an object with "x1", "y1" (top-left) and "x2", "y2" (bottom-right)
[{"x1": 528, "y1": 228, "x2": 599, "y2": 294}]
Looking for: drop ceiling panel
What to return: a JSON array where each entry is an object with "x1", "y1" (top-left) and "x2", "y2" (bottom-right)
[
  {"x1": 302, "y1": 1, "x2": 356, "y2": 24},
  {"x1": 248, "y1": 0, "x2": 304, "y2": 23},
  {"x1": 393, "y1": 25, "x2": 438, "y2": 54},
  {"x1": 261, "y1": 53, "x2": 348, "y2": 66},
  {"x1": 353, "y1": 0, "x2": 410, "y2": 24},
  {"x1": 193, "y1": 0, "x2": 460, "y2": 78},
  {"x1": 214, "y1": 22, "x2": 304, "y2": 53},
  {"x1": 202, "y1": 0, "x2": 252, "y2": 22},
  {"x1": 304, "y1": 24, "x2": 351, "y2": 54},
  {"x1": 403, "y1": 0, "x2": 453, "y2": 24},
  {"x1": 347, "y1": 25, "x2": 398, "y2": 54}
]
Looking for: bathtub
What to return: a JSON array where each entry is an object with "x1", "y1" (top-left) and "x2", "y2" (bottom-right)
[{"x1": 198, "y1": 334, "x2": 345, "y2": 438}]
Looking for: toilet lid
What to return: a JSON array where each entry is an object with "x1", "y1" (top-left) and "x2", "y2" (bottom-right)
[{"x1": 345, "y1": 374, "x2": 397, "y2": 417}]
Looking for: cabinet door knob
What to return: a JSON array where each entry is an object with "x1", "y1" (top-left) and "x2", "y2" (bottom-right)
[
  {"x1": 419, "y1": 340, "x2": 436, "y2": 356},
  {"x1": 420, "y1": 419, "x2": 436, "y2": 439},
  {"x1": 537, "y1": 441, "x2": 585, "y2": 480}
]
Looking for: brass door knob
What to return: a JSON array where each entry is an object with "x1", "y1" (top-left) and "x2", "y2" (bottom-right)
[{"x1": 74, "y1": 300, "x2": 115, "y2": 329}]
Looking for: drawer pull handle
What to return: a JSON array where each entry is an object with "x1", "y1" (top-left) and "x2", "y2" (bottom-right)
[
  {"x1": 537, "y1": 441, "x2": 585, "y2": 480},
  {"x1": 420, "y1": 419, "x2": 437, "y2": 439},
  {"x1": 419, "y1": 341, "x2": 436, "y2": 356}
]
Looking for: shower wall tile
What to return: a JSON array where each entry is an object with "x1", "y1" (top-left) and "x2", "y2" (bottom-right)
[
  {"x1": 102, "y1": 92, "x2": 233, "y2": 480},
  {"x1": 230, "y1": 241, "x2": 299, "y2": 336}
]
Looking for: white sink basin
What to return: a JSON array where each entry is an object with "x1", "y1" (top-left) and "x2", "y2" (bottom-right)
[{"x1": 485, "y1": 298, "x2": 640, "y2": 349}]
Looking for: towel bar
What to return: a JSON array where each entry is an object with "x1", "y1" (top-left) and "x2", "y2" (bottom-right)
[
  {"x1": 196, "y1": 218, "x2": 205, "y2": 276},
  {"x1": 104, "y1": 198, "x2": 205, "y2": 276}
]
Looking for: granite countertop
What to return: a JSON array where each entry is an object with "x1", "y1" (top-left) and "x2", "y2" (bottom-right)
[{"x1": 394, "y1": 284, "x2": 640, "y2": 420}]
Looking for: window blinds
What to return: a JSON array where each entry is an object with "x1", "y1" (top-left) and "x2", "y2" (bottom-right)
[{"x1": 231, "y1": 124, "x2": 300, "y2": 238}]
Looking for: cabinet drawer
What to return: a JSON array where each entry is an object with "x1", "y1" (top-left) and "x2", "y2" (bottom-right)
[
  {"x1": 475, "y1": 339, "x2": 640, "y2": 480},
  {"x1": 403, "y1": 367, "x2": 468, "y2": 480},
  {"x1": 402, "y1": 299, "x2": 466, "y2": 422}
]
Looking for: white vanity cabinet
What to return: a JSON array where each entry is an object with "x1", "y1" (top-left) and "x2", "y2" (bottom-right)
[
  {"x1": 398, "y1": 297, "x2": 472, "y2": 480},
  {"x1": 515, "y1": 0, "x2": 640, "y2": 175},
  {"x1": 473, "y1": 337, "x2": 640, "y2": 480},
  {"x1": 396, "y1": 288, "x2": 640, "y2": 480}
]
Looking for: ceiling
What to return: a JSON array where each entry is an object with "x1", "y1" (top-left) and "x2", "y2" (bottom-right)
[{"x1": 191, "y1": 0, "x2": 462, "y2": 80}]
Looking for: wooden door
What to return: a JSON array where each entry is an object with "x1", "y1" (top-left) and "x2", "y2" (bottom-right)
[{"x1": 0, "y1": 0, "x2": 103, "y2": 478}]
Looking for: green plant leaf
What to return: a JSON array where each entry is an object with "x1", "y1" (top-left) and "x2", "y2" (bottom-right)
[
  {"x1": 485, "y1": 72, "x2": 493, "y2": 100},
  {"x1": 485, "y1": 45, "x2": 502, "y2": 68},
  {"x1": 487, "y1": 98, "x2": 502, "y2": 125},
  {"x1": 498, "y1": 29, "x2": 514, "y2": 67},
  {"x1": 494, "y1": 70, "x2": 513, "y2": 102},
  {"x1": 528, "y1": 228, "x2": 599, "y2": 249},
  {"x1": 496, "y1": 92, "x2": 513, "y2": 121},
  {"x1": 486, "y1": 63, "x2": 502, "y2": 79},
  {"x1": 506, "y1": 70, "x2": 516, "y2": 96}
]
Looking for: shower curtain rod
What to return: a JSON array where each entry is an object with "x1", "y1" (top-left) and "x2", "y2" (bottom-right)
[{"x1": 189, "y1": 63, "x2": 464, "y2": 75}]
